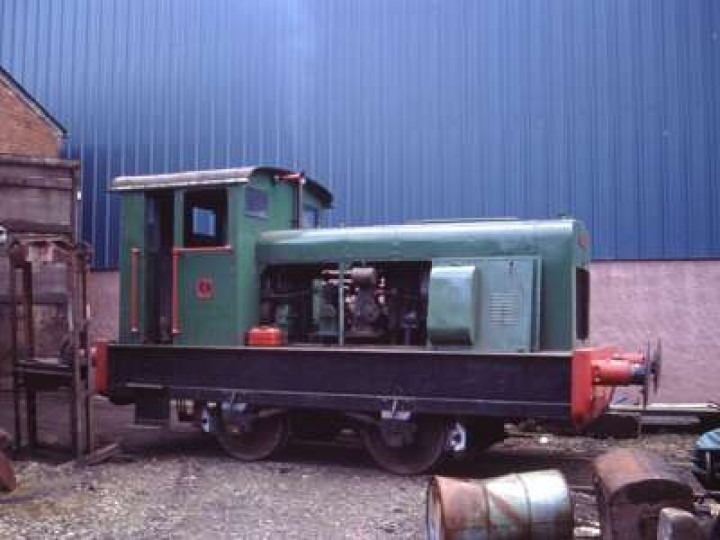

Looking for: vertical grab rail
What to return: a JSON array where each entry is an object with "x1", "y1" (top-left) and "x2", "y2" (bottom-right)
[
  {"x1": 130, "y1": 247, "x2": 140, "y2": 333},
  {"x1": 171, "y1": 247, "x2": 181, "y2": 335}
]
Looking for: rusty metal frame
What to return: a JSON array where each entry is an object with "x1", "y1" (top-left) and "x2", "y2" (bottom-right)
[{"x1": 7, "y1": 235, "x2": 96, "y2": 462}]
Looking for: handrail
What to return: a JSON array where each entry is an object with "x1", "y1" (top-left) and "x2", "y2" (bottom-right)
[
  {"x1": 171, "y1": 248, "x2": 180, "y2": 335},
  {"x1": 130, "y1": 247, "x2": 140, "y2": 333}
]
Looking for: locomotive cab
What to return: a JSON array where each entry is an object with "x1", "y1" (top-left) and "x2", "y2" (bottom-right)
[{"x1": 111, "y1": 167, "x2": 332, "y2": 347}]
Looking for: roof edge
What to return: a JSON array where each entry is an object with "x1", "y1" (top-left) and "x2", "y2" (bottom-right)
[
  {"x1": 111, "y1": 168, "x2": 254, "y2": 191},
  {"x1": 110, "y1": 165, "x2": 333, "y2": 207},
  {"x1": 0, "y1": 66, "x2": 66, "y2": 137}
]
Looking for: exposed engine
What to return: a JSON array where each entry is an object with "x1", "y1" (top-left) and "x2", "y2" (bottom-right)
[{"x1": 260, "y1": 262, "x2": 430, "y2": 345}]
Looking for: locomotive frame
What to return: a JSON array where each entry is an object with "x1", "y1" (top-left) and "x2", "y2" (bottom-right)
[{"x1": 96, "y1": 166, "x2": 657, "y2": 474}]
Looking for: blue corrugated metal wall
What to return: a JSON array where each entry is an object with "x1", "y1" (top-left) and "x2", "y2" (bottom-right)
[{"x1": 1, "y1": 0, "x2": 718, "y2": 266}]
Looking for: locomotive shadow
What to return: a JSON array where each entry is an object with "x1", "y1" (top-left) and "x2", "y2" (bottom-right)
[
  {"x1": 106, "y1": 423, "x2": 594, "y2": 484},
  {"x1": 117, "y1": 430, "x2": 595, "y2": 488}
]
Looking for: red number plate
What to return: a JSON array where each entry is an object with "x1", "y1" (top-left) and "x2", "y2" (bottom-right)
[{"x1": 195, "y1": 277, "x2": 214, "y2": 299}]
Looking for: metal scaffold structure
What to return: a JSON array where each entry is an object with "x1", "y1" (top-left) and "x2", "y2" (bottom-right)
[{"x1": 6, "y1": 235, "x2": 95, "y2": 460}]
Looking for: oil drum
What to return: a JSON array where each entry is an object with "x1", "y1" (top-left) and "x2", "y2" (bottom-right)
[{"x1": 426, "y1": 469, "x2": 573, "y2": 540}]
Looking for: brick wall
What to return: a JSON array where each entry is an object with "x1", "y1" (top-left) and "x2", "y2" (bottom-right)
[
  {"x1": 0, "y1": 77, "x2": 61, "y2": 157},
  {"x1": 87, "y1": 261, "x2": 720, "y2": 403}
]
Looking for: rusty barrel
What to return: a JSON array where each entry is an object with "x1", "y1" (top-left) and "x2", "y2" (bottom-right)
[
  {"x1": 426, "y1": 470, "x2": 573, "y2": 540},
  {"x1": 0, "y1": 450, "x2": 16, "y2": 492},
  {"x1": 0, "y1": 429, "x2": 15, "y2": 492}
]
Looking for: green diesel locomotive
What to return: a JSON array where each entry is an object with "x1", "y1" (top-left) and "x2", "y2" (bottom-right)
[{"x1": 95, "y1": 166, "x2": 658, "y2": 474}]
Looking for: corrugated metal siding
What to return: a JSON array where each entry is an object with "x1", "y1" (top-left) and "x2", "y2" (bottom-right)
[{"x1": 1, "y1": 0, "x2": 718, "y2": 266}]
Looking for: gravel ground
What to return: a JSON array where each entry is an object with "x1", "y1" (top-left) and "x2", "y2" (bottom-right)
[
  {"x1": 1, "y1": 448, "x2": 427, "y2": 538},
  {"x1": 0, "y1": 393, "x2": 706, "y2": 539}
]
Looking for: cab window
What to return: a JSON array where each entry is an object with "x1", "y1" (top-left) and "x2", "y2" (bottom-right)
[{"x1": 184, "y1": 189, "x2": 227, "y2": 247}]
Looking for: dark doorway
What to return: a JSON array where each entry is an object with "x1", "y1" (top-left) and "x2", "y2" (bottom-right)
[{"x1": 145, "y1": 191, "x2": 174, "y2": 343}]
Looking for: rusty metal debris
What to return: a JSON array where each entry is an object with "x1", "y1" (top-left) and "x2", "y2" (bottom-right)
[
  {"x1": 0, "y1": 450, "x2": 17, "y2": 492},
  {"x1": 656, "y1": 507, "x2": 704, "y2": 540},
  {"x1": 0, "y1": 428, "x2": 15, "y2": 492},
  {"x1": 426, "y1": 470, "x2": 573, "y2": 539},
  {"x1": 8, "y1": 235, "x2": 96, "y2": 462},
  {"x1": 593, "y1": 448, "x2": 694, "y2": 540}
]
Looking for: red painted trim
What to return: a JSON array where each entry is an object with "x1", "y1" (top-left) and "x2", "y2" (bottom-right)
[
  {"x1": 172, "y1": 245, "x2": 232, "y2": 254},
  {"x1": 591, "y1": 352, "x2": 644, "y2": 386},
  {"x1": 129, "y1": 247, "x2": 140, "y2": 333},
  {"x1": 172, "y1": 249, "x2": 180, "y2": 335},
  {"x1": 572, "y1": 348, "x2": 649, "y2": 427},
  {"x1": 277, "y1": 172, "x2": 303, "y2": 182},
  {"x1": 571, "y1": 347, "x2": 617, "y2": 428},
  {"x1": 91, "y1": 341, "x2": 109, "y2": 395}
]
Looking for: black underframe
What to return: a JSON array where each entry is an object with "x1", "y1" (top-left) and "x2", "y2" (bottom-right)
[{"x1": 108, "y1": 345, "x2": 573, "y2": 420}]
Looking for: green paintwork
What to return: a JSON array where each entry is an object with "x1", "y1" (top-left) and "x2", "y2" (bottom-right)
[
  {"x1": 231, "y1": 173, "x2": 298, "y2": 341},
  {"x1": 118, "y1": 192, "x2": 145, "y2": 344},
  {"x1": 115, "y1": 168, "x2": 327, "y2": 345},
  {"x1": 257, "y1": 219, "x2": 589, "y2": 351},
  {"x1": 175, "y1": 250, "x2": 236, "y2": 345},
  {"x1": 115, "y1": 166, "x2": 589, "y2": 353},
  {"x1": 427, "y1": 265, "x2": 478, "y2": 346},
  {"x1": 474, "y1": 257, "x2": 538, "y2": 352},
  {"x1": 428, "y1": 257, "x2": 540, "y2": 351}
]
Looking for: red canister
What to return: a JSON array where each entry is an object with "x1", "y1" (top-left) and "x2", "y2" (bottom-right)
[{"x1": 246, "y1": 325, "x2": 284, "y2": 346}]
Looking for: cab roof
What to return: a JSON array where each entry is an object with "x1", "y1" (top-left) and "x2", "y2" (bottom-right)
[{"x1": 110, "y1": 166, "x2": 332, "y2": 207}]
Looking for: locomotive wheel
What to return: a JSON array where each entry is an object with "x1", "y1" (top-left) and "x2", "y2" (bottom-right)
[
  {"x1": 216, "y1": 411, "x2": 289, "y2": 461},
  {"x1": 362, "y1": 416, "x2": 449, "y2": 475}
]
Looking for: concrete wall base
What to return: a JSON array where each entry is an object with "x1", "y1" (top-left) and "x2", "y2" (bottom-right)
[{"x1": 591, "y1": 260, "x2": 720, "y2": 402}]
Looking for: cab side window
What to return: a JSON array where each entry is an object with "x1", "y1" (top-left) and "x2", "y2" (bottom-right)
[{"x1": 184, "y1": 189, "x2": 227, "y2": 247}]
